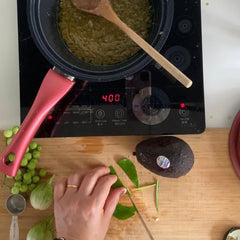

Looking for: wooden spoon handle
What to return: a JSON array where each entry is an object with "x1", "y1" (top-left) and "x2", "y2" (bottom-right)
[{"x1": 105, "y1": 13, "x2": 193, "y2": 88}]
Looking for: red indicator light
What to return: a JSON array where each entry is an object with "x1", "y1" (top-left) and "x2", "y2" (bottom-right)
[
  {"x1": 48, "y1": 115, "x2": 53, "y2": 120},
  {"x1": 180, "y1": 103, "x2": 185, "y2": 108}
]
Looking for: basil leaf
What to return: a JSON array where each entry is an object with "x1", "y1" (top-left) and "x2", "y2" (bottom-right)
[
  {"x1": 113, "y1": 203, "x2": 136, "y2": 220},
  {"x1": 117, "y1": 158, "x2": 139, "y2": 188},
  {"x1": 109, "y1": 166, "x2": 124, "y2": 189}
]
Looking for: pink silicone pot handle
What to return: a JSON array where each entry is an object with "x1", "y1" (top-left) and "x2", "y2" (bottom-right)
[{"x1": 0, "y1": 69, "x2": 75, "y2": 176}]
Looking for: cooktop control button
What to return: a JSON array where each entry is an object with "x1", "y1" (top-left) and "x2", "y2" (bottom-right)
[
  {"x1": 179, "y1": 109, "x2": 190, "y2": 117},
  {"x1": 95, "y1": 109, "x2": 105, "y2": 119},
  {"x1": 132, "y1": 87, "x2": 170, "y2": 125},
  {"x1": 115, "y1": 109, "x2": 125, "y2": 119}
]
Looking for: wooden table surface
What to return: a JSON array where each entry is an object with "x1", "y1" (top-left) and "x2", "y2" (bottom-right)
[{"x1": 0, "y1": 129, "x2": 239, "y2": 240}]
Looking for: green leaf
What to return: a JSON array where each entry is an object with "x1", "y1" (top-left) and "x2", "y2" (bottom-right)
[
  {"x1": 113, "y1": 203, "x2": 136, "y2": 220},
  {"x1": 117, "y1": 158, "x2": 139, "y2": 188},
  {"x1": 109, "y1": 166, "x2": 124, "y2": 189}
]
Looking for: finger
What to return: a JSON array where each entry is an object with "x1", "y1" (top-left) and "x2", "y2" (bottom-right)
[
  {"x1": 91, "y1": 174, "x2": 117, "y2": 208},
  {"x1": 54, "y1": 178, "x2": 68, "y2": 201},
  {"x1": 65, "y1": 172, "x2": 85, "y2": 195},
  {"x1": 104, "y1": 187, "x2": 127, "y2": 219},
  {"x1": 78, "y1": 166, "x2": 110, "y2": 196}
]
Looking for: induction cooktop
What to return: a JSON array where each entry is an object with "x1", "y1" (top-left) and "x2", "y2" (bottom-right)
[{"x1": 18, "y1": 0, "x2": 205, "y2": 137}]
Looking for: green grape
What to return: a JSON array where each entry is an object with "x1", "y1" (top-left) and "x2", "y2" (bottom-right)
[
  {"x1": 11, "y1": 186, "x2": 20, "y2": 194},
  {"x1": 39, "y1": 169, "x2": 47, "y2": 177},
  {"x1": 23, "y1": 178, "x2": 32, "y2": 185},
  {"x1": 14, "y1": 182, "x2": 21, "y2": 188},
  {"x1": 24, "y1": 152, "x2": 32, "y2": 160},
  {"x1": 29, "y1": 141, "x2": 37, "y2": 150},
  {"x1": 20, "y1": 157, "x2": 28, "y2": 167},
  {"x1": 23, "y1": 172, "x2": 32, "y2": 181},
  {"x1": 27, "y1": 162, "x2": 36, "y2": 170},
  {"x1": 4, "y1": 129, "x2": 13, "y2": 138},
  {"x1": 16, "y1": 169, "x2": 22, "y2": 176},
  {"x1": 8, "y1": 153, "x2": 15, "y2": 162},
  {"x1": 32, "y1": 175, "x2": 40, "y2": 183},
  {"x1": 31, "y1": 159, "x2": 38, "y2": 165},
  {"x1": 25, "y1": 147, "x2": 29, "y2": 153},
  {"x1": 20, "y1": 184, "x2": 28, "y2": 193},
  {"x1": 32, "y1": 150, "x2": 40, "y2": 159},
  {"x1": 6, "y1": 175, "x2": 13, "y2": 179},
  {"x1": 14, "y1": 175, "x2": 22, "y2": 181},
  {"x1": 28, "y1": 183, "x2": 37, "y2": 191},
  {"x1": 6, "y1": 138, "x2": 13, "y2": 145},
  {"x1": 37, "y1": 145, "x2": 42, "y2": 151},
  {"x1": 27, "y1": 169, "x2": 36, "y2": 177},
  {"x1": 12, "y1": 126, "x2": 19, "y2": 134}
]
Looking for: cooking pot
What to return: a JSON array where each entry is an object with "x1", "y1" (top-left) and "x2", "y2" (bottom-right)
[{"x1": 0, "y1": 0, "x2": 174, "y2": 176}]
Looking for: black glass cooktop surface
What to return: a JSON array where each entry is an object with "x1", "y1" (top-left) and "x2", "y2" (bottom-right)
[{"x1": 18, "y1": 0, "x2": 205, "y2": 137}]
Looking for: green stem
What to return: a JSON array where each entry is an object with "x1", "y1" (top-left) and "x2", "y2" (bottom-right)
[
  {"x1": 47, "y1": 175, "x2": 55, "y2": 185},
  {"x1": 156, "y1": 180, "x2": 159, "y2": 212},
  {"x1": 132, "y1": 183, "x2": 156, "y2": 191}
]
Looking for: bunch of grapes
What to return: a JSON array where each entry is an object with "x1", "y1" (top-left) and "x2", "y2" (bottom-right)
[{"x1": 3, "y1": 126, "x2": 47, "y2": 195}]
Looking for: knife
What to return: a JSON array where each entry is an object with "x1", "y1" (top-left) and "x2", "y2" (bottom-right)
[{"x1": 127, "y1": 193, "x2": 155, "y2": 240}]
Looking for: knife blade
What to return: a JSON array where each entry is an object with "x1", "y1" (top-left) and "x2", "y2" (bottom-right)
[{"x1": 127, "y1": 193, "x2": 155, "y2": 240}]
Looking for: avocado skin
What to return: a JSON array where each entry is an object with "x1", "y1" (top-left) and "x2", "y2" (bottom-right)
[{"x1": 135, "y1": 136, "x2": 194, "y2": 178}]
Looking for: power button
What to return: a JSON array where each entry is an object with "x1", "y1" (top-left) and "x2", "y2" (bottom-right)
[{"x1": 179, "y1": 109, "x2": 190, "y2": 117}]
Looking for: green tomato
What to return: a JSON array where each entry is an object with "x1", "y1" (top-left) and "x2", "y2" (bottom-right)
[
  {"x1": 4, "y1": 129, "x2": 13, "y2": 138},
  {"x1": 20, "y1": 184, "x2": 28, "y2": 193},
  {"x1": 11, "y1": 186, "x2": 20, "y2": 195},
  {"x1": 39, "y1": 169, "x2": 47, "y2": 177},
  {"x1": 30, "y1": 141, "x2": 37, "y2": 150}
]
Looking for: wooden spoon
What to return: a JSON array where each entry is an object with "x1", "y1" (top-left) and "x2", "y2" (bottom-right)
[{"x1": 71, "y1": 0, "x2": 193, "y2": 88}]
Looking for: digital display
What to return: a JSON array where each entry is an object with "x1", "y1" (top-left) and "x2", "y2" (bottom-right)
[{"x1": 102, "y1": 94, "x2": 121, "y2": 103}]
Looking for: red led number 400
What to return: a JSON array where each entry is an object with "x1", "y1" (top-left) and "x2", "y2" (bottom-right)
[{"x1": 102, "y1": 94, "x2": 120, "y2": 103}]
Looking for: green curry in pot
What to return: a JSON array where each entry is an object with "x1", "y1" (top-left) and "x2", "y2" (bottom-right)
[{"x1": 58, "y1": 0, "x2": 152, "y2": 65}]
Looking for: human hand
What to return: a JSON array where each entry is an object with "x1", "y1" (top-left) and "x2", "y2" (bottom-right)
[{"x1": 54, "y1": 166, "x2": 126, "y2": 240}]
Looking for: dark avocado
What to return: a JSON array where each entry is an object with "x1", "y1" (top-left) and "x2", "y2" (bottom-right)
[{"x1": 135, "y1": 136, "x2": 194, "y2": 178}]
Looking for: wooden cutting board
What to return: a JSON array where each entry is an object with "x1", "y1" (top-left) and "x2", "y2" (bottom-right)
[{"x1": 0, "y1": 129, "x2": 240, "y2": 240}]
